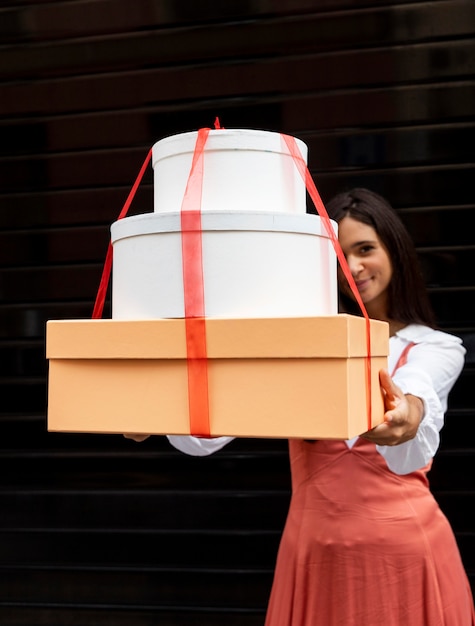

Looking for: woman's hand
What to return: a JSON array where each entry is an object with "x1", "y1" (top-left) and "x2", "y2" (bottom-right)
[
  {"x1": 123, "y1": 434, "x2": 151, "y2": 442},
  {"x1": 360, "y1": 369, "x2": 424, "y2": 446}
]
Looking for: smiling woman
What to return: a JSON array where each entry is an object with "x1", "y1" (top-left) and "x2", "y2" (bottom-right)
[
  {"x1": 337, "y1": 216, "x2": 394, "y2": 322},
  {"x1": 167, "y1": 188, "x2": 474, "y2": 625},
  {"x1": 327, "y1": 188, "x2": 438, "y2": 334},
  {"x1": 263, "y1": 187, "x2": 473, "y2": 625}
]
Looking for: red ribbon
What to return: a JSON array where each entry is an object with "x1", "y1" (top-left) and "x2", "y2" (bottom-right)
[
  {"x1": 180, "y1": 128, "x2": 211, "y2": 437},
  {"x1": 281, "y1": 134, "x2": 373, "y2": 429},
  {"x1": 91, "y1": 133, "x2": 213, "y2": 436},
  {"x1": 92, "y1": 127, "x2": 374, "y2": 437},
  {"x1": 92, "y1": 148, "x2": 153, "y2": 319}
]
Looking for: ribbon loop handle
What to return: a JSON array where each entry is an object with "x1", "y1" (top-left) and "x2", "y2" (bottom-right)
[{"x1": 281, "y1": 134, "x2": 373, "y2": 430}]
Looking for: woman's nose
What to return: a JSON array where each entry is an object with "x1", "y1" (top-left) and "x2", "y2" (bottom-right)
[{"x1": 347, "y1": 255, "x2": 363, "y2": 275}]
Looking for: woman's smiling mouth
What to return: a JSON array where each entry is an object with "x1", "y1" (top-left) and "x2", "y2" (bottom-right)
[{"x1": 355, "y1": 278, "x2": 371, "y2": 291}]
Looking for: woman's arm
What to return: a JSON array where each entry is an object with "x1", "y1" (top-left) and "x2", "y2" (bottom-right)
[
  {"x1": 167, "y1": 435, "x2": 235, "y2": 456},
  {"x1": 123, "y1": 433, "x2": 234, "y2": 456},
  {"x1": 367, "y1": 334, "x2": 465, "y2": 474}
]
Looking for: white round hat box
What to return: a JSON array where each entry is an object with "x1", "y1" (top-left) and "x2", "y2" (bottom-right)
[
  {"x1": 111, "y1": 211, "x2": 338, "y2": 319},
  {"x1": 152, "y1": 128, "x2": 308, "y2": 215}
]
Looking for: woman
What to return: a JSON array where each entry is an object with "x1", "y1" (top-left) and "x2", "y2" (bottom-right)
[
  {"x1": 260, "y1": 188, "x2": 475, "y2": 625},
  {"x1": 129, "y1": 188, "x2": 474, "y2": 624}
]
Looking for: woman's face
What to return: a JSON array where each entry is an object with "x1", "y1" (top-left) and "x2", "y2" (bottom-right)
[{"x1": 337, "y1": 216, "x2": 393, "y2": 318}]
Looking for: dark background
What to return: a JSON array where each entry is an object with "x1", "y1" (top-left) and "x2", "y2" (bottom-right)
[{"x1": 0, "y1": 1, "x2": 474, "y2": 624}]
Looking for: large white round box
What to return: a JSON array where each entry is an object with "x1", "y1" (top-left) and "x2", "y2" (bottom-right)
[
  {"x1": 152, "y1": 129, "x2": 308, "y2": 214},
  {"x1": 111, "y1": 211, "x2": 338, "y2": 319}
]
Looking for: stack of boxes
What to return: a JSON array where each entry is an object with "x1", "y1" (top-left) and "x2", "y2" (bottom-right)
[{"x1": 46, "y1": 129, "x2": 388, "y2": 439}]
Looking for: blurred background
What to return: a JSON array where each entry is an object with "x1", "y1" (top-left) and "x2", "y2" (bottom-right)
[{"x1": 0, "y1": 1, "x2": 474, "y2": 624}]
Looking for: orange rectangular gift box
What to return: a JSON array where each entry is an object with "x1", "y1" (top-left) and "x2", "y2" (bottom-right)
[{"x1": 46, "y1": 315, "x2": 389, "y2": 440}]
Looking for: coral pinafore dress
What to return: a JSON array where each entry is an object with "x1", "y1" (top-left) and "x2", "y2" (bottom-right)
[{"x1": 264, "y1": 349, "x2": 475, "y2": 626}]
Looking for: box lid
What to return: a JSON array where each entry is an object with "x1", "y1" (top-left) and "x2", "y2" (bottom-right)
[
  {"x1": 46, "y1": 315, "x2": 389, "y2": 360},
  {"x1": 152, "y1": 129, "x2": 308, "y2": 164},
  {"x1": 110, "y1": 211, "x2": 333, "y2": 241}
]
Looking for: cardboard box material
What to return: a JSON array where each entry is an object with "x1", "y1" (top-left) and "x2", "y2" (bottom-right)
[{"x1": 46, "y1": 315, "x2": 389, "y2": 440}]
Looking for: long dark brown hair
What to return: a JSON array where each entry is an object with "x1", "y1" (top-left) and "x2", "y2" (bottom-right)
[{"x1": 325, "y1": 188, "x2": 437, "y2": 328}]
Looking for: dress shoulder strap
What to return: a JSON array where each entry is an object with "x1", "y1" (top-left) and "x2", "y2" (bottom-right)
[{"x1": 391, "y1": 341, "x2": 416, "y2": 377}]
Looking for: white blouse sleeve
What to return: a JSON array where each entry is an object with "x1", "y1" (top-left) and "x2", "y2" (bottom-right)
[
  {"x1": 167, "y1": 434, "x2": 235, "y2": 456},
  {"x1": 376, "y1": 329, "x2": 466, "y2": 475}
]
